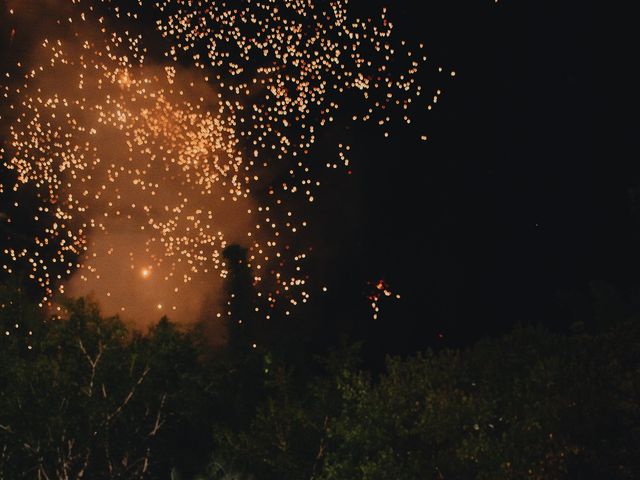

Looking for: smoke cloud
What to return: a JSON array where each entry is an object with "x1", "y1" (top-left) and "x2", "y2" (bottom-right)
[{"x1": 2, "y1": 0, "x2": 259, "y2": 333}]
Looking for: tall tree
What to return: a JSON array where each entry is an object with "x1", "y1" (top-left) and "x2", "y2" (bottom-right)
[{"x1": 222, "y1": 245, "x2": 257, "y2": 352}]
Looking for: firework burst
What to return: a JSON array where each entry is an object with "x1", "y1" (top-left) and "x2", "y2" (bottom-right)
[{"x1": 1, "y1": 0, "x2": 453, "y2": 329}]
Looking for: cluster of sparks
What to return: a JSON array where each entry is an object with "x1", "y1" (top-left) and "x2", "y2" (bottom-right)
[
  {"x1": 1, "y1": 0, "x2": 453, "y2": 327},
  {"x1": 367, "y1": 279, "x2": 401, "y2": 321}
]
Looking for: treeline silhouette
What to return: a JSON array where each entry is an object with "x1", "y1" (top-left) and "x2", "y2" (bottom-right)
[{"x1": 0, "y1": 275, "x2": 639, "y2": 480}]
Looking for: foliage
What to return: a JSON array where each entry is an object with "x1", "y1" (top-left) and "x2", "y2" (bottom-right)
[
  {"x1": 320, "y1": 324, "x2": 640, "y2": 479},
  {"x1": 1, "y1": 286, "x2": 638, "y2": 479},
  {"x1": 0, "y1": 298, "x2": 210, "y2": 479},
  {"x1": 213, "y1": 326, "x2": 639, "y2": 480}
]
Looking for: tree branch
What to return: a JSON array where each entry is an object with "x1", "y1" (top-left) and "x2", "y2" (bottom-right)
[
  {"x1": 105, "y1": 366, "x2": 150, "y2": 425},
  {"x1": 78, "y1": 339, "x2": 103, "y2": 397},
  {"x1": 148, "y1": 393, "x2": 167, "y2": 437}
]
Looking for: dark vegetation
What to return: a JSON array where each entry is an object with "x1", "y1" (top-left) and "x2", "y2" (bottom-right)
[{"x1": 1, "y1": 272, "x2": 639, "y2": 480}]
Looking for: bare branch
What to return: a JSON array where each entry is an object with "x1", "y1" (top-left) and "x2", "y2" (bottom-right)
[
  {"x1": 75, "y1": 449, "x2": 91, "y2": 479},
  {"x1": 105, "y1": 366, "x2": 150, "y2": 425},
  {"x1": 148, "y1": 393, "x2": 167, "y2": 437},
  {"x1": 141, "y1": 447, "x2": 151, "y2": 476},
  {"x1": 78, "y1": 339, "x2": 103, "y2": 397},
  {"x1": 310, "y1": 416, "x2": 330, "y2": 480}
]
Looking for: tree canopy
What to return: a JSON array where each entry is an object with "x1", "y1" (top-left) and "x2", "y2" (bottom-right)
[{"x1": 1, "y1": 285, "x2": 638, "y2": 479}]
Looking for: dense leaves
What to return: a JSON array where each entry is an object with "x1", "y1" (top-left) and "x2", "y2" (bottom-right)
[
  {"x1": 322, "y1": 325, "x2": 640, "y2": 479},
  {"x1": 0, "y1": 298, "x2": 212, "y2": 479},
  {"x1": 1, "y1": 289, "x2": 638, "y2": 479}
]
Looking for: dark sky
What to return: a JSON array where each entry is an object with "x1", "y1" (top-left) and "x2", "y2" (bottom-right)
[
  {"x1": 1, "y1": 0, "x2": 638, "y2": 357},
  {"x1": 301, "y1": 0, "x2": 640, "y2": 355}
]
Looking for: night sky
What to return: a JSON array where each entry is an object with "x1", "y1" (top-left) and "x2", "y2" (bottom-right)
[
  {"x1": 304, "y1": 0, "x2": 640, "y2": 354},
  {"x1": 1, "y1": 0, "x2": 638, "y2": 357}
]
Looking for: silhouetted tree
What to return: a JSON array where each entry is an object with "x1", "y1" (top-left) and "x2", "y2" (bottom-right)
[{"x1": 222, "y1": 245, "x2": 257, "y2": 351}]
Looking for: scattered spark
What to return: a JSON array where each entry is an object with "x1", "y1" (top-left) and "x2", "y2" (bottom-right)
[
  {"x1": 367, "y1": 279, "x2": 401, "y2": 321},
  {"x1": 1, "y1": 0, "x2": 450, "y2": 329}
]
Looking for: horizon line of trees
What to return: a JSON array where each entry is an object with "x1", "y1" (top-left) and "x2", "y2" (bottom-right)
[{"x1": 1, "y1": 275, "x2": 639, "y2": 479}]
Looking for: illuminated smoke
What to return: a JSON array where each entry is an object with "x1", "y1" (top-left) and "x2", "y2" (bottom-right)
[{"x1": 1, "y1": 0, "x2": 453, "y2": 332}]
